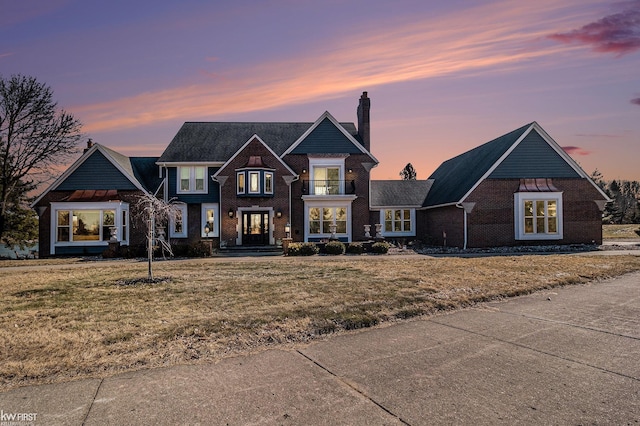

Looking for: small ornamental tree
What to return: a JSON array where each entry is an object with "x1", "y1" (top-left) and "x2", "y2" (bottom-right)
[{"x1": 135, "y1": 193, "x2": 181, "y2": 281}]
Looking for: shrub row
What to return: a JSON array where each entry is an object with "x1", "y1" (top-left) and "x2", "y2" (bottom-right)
[{"x1": 287, "y1": 241, "x2": 391, "y2": 256}]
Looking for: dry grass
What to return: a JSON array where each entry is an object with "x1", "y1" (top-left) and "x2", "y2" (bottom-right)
[
  {"x1": 1, "y1": 254, "x2": 640, "y2": 391},
  {"x1": 603, "y1": 224, "x2": 640, "y2": 239}
]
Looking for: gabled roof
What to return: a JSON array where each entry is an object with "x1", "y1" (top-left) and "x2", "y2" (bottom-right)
[
  {"x1": 370, "y1": 180, "x2": 433, "y2": 208},
  {"x1": 212, "y1": 134, "x2": 297, "y2": 178},
  {"x1": 31, "y1": 144, "x2": 160, "y2": 207},
  {"x1": 282, "y1": 111, "x2": 378, "y2": 162},
  {"x1": 424, "y1": 123, "x2": 532, "y2": 208},
  {"x1": 423, "y1": 122, "x2": 609, "y2": 208},
  {"x1": 157, "y1": 119, "x2": 362, "y2": 164}
]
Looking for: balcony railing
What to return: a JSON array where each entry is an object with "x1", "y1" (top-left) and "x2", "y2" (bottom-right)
[{"x1": 302, "y1": 180, "x2": 356, "y2": 196}]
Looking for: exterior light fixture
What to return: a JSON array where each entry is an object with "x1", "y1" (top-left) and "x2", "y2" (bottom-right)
[
  {"x1": 285, "y1": 223, "x2": 291, "y2": 238},
  {"x1": 204, "y1": 225, "x2": 210, "y2": 236},
  {"x1": 276, "y1": 210, "x2": 282, "y2": 218},
  {"x1": 302, "y1": 168, "x2": 307, "y2": 174},
  {"x1": 228, "y1": 208, "x2": 234, "y2": 218}
]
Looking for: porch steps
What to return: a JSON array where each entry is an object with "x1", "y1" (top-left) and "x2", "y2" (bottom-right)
[{"x1": 219, "y1": 245, "x2": 283, "y2": 257}]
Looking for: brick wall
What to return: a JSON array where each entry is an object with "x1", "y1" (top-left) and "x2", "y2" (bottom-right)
[
  {"x1": 464, "y1": 178, "x2": 604, "y2": 247},
  {"x1": 216, "y1": 137, "x2": 294, "y2": 246}
]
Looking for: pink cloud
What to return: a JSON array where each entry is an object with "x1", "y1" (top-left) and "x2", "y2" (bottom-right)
[
  {"x1": 549, "y1": 1, "x2": 640, "y2": 55},
  {"x1": 562, "y1": 146, "x2": 592, "y2": 156}
]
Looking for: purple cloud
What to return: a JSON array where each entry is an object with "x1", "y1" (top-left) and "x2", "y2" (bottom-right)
[
  {"x1": 631, "y1": 97, "x2": 640, "y2": 106},
  {"x1": 562, "y1": 146, "x2": 592, "y2": 156},
  {"x1": 549, "y1": 2, "x2": 640, "y2": 55}
]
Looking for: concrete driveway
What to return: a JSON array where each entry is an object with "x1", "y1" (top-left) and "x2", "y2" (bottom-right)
[{"x1": 1, "y1": 272, "x2": 638, "y2": 425}]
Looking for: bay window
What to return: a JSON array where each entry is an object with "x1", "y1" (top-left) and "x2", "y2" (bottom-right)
[{"x1": 51, "y1": 202, "x2": 129, "y2": 251}]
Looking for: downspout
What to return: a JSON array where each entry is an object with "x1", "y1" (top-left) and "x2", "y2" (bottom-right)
[
  {"x1": 455, "y1": 203, "x2": 468, "y2": 250},
  {"x1": 455, "y1": 202, "x2": 476, "y2": 250}
]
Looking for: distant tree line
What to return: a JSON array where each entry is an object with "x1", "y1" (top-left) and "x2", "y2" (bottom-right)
[{"x1": 591, "y1": 170, "x2": 640, "y2": 224}]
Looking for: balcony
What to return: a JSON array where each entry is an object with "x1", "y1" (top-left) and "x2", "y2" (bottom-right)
[{"x1": 302, "y1": 180, "x2": 356, "y2": 196}]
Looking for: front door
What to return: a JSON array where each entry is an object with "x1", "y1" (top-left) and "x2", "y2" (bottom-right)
[{"x1": 242, "y1": 211, "x2": 269, "y2": 245}]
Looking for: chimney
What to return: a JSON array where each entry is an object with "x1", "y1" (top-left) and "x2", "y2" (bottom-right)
[
  {"x1": 84, "y1": 138, "x2": 94, "y2": 153},
  {"x1": 357, "y1": 91, "x2": 370, "y2": 152}
]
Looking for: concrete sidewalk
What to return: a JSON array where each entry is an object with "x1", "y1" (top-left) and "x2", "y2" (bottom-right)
[{"x1": 1, "y1": 273, "x2": 638, "y2": 425}]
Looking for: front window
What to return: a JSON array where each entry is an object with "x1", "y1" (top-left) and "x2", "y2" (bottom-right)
[
  {"x1": 264, "y1": 172, "x2": 273, "y2": 194},
  {"x1": 201, "y1": 203, "x2": 219, "y2": 237},
  {"x1": 51, "y1": 202, "x2": 129, "y2": 248},
  {"x1": 236, "y1": 170, "x2": 275, "y2": 197},
  {"x1": 237, "y1": 172, "x2": 245, "y2": 194},
  {"x1": 308, "y1": 207, "x2": 347, "y2": 234},
  {"x1": 313, "y1": 167, "x2": 341, "y2": 195},
  {"x1": 515, "y1": 192, "x2": 562, "y2": 240},
  {"x1": 249, "y1": 171, "x2": 260, "y2": 193},
  {"x1": 382, "y1": 209, "x2": 414, "y2": 235},
  {"x1": 169, "y1": 204, "x2": 188, "y2": 238},
  {"x1": 177, "y1": 166, "x2": 207, "y2": 193}
]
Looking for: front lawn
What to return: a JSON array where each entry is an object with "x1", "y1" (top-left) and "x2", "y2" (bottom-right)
[{"x1": 1, "y1": 254, "x2": 640, "y2": 391}]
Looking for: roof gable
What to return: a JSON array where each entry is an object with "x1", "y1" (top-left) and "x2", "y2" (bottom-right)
[
  {"x1": 489, "y1": 129, "x2": 580, "y2": 178},
  {"x1": 213, "y1": 134, "x2": 296, "y2": 178},
  {"x1": 282, "y1": 112, "x2": 378, "y2": 162},
  {"x1": 32, "y1": 144, "x2": 158, "y2": 207}
]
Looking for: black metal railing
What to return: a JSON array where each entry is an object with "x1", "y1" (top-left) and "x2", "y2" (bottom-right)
[{"x1": 301, "y1": 180, "x2": 356, "y2": 195}]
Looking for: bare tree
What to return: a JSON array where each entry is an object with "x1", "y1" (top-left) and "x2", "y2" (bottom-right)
[
  {"x1": 135, "y1": 193, "x2": 180, "y2": 281},
  {"x1": 0, "y1": 74, "x2": 82, "y2": 242}
]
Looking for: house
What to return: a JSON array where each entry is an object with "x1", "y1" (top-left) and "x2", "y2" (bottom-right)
[
  {"x1": 418, "y1": 122, "x2": 610, "y2": 248},
  {"x1": 32, "y1": 93, "x2": 609, "y2": 256}
]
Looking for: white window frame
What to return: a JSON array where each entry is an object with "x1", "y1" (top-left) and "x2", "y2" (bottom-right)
[
  {"x1": 169, "y1": 203, "x2": 188, "y2": 238},
  {"x1": 514, "y1": 192, "x2": 563, "y2": 240},
  {"x1": 380, "y1": 208, "x2": 415, "y2": 237},
  {"x1": 309, "y1": 157, "x2": 345, "y2": 196},
  {"x1": 248, "y1": 171, "x2": 260, "y2": 194},
  {"x1": 201, "y1": 203, "x2": 219, "y2": 237},
  {"x1": 264, "y1": 172, "x2": 274, "y2": 194},
  {"x1": 50, "y1": 202, "x2": 130, "y2": 252},
  {"x1": 304, "y1": 200, "x2": 352, "y2": 241},
  {"x1": 177, "y1": 166, "x2": 208, "y2": 194}
]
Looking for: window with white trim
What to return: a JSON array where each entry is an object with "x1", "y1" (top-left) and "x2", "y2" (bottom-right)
[
  {"x1": 249, "y1": 171, "x2": 260, "y2": 194},
  {"x1": 308, "y1": 207, "x2": 347, "y2": 234},
  {"x1": 178, "y1": 166, "x2": 207, "y2": 193},
  {"x1": 237, "y1": 172, "x2": 245, "y2": 194},
  {"x1": 264, "y1": 172, "x2": 273, "y2": 194},
  {"x1": 201, "y1": 203, "x2": 219, "y2": 237},
  {"x1": 51, "y1": 202, "x2": 129, "y2": 249},
  {"x1": 169, "y1": 204, "x2": 188, "y2": 238},
  {"x1": 514, "y1": 192, "x2": 563, "y2": 240},
  {"x1": 381, "y1": 209, "x2": 414, "y2": 236}
]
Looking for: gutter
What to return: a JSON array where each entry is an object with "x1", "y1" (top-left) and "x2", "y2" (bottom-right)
[{"x1": 455, "y1": 202, "x2": 476, "y2": 250}]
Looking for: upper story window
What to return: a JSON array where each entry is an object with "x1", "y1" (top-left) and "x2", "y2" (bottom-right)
[
  {"x1": 307, "y1": 157, "x2": 350, "y2": 196},
  {"x1": 178, "y1": 166, "x2": 207, "y2": 193},
  {"x1": 236, "y1": 169, "x2": 275, "y2": 197}
]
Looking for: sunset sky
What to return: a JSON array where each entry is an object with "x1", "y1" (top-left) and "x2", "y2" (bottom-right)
[{"x1": 2, "y1": 0, "x2": 639, "y2": 181}]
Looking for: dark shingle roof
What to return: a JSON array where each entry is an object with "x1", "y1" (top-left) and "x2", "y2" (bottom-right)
[
  {"x1": 424, "y1": 123, "x2": 533, "y2": 207},
  {"x1": 370, "y1": 180, "x2": 434, "y2": 207},
  {"x1": 158, "y1": 122, "x2": 359, "y2": 163}
]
